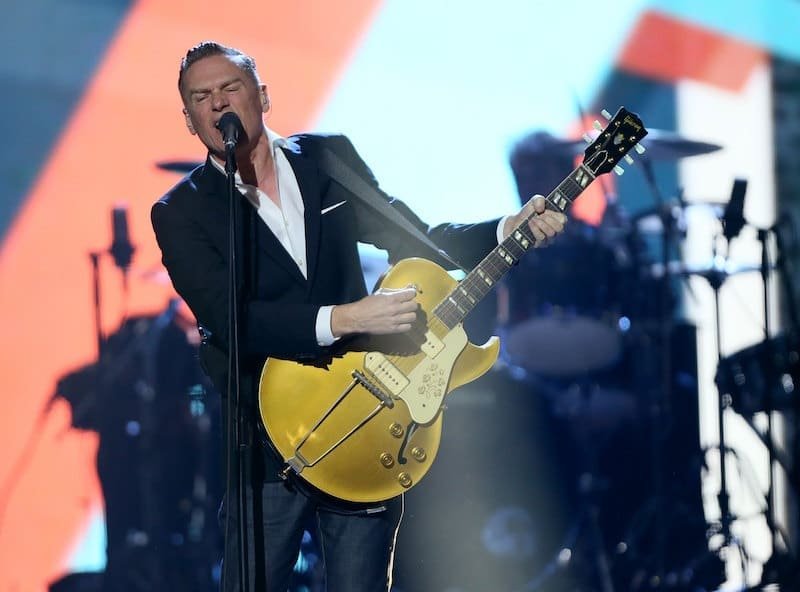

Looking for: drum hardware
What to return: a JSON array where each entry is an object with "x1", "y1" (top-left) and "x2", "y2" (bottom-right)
[
  {"x1": 714, "y1": 218, "x2": 800, "y2": 589},
  {"x1": 502, "y1": 126, "x2": 725, "y2": 590},
  {"x1": 633, "y1": 152, "x2": 690, "y2": 585},
  {"x1": 627, "y1": 149, "x2": 738, "y2": 587},
  {"x1": 644, "y1": 259, "x2": 767, "y2": 280}
]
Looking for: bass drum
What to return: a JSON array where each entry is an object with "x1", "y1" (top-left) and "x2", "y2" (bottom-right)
[{"x1": 500, "y1": 220, "x2": 629, "y2": 377}]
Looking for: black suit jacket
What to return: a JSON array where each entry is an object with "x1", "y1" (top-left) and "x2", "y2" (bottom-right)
[
  {"x1": 153, "y1": 133, "x2": 499, "y2": 379},
  {"x1": 151, "y1": 133, "x2": 500, "y2": 477}
]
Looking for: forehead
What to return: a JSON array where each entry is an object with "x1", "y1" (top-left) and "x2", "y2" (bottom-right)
[{"x1": 182, "y1": 54, "x2": 252, "y2": 91}]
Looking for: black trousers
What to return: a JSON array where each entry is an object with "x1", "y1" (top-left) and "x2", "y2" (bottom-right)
[{"x1": 220, "y1": 447, "x2": 404, "y2": 592}]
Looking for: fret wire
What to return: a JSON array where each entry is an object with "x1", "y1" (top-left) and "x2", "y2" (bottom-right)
[
  {"x1": 504, "y1": 241, "x2": 526, "y2": 258},
  {"x1": 559, "y1": 178, "x2": 581, "y2": 200},
  {"x1": 561, "y1": 178, "x2": 583, "y2": 200},
  {"x1": 437, "y1": 253, "x2": 507, "y2": 326},
  {"x1": 434, "y1": 164, "x2": 598, "y2": 329},
  {"x1": 483, "y1": 256, "x2": 509, "y2": 277}
]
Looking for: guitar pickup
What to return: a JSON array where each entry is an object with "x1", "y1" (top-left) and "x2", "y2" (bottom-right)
[{"x1": 365, "y1": 352, "x2": 410, "y2": 396}]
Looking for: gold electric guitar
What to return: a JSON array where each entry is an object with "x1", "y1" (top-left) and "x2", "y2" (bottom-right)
[{"x1": 259, "y1": 107, "x2": 648, "y2": 502}]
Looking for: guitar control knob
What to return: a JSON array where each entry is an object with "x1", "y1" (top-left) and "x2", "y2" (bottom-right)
[
  {"x1": 398, "y1": 473, "x2": 413, "y2": 488},
  {"x1": 410, "y1": 447, "x2": 427, "y2": 462},
  {"x1": 380, "y1": 453, "x2": 395, "y2": 468},
  {"x1": 389, "y1": 423, "x2": 404, "y2": 438}
]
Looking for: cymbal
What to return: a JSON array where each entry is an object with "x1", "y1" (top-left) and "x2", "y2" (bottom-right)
[
  {"x1": 543, "y1": 129, "x2": 721, "y2": 161},
  {"x1": 156, "y1": 160, "x2": 202, "y2": 173},
  {"x1": 647, "y1": 259, "x2": 765, "y2": 279},
  {"x1": 637, "y1": 129, "x2": 722, "y2": 159}
]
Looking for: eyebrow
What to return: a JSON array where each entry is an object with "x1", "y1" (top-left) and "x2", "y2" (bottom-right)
[{"x1": 189, "y1": 76, "x2": 244, "y2": 97}]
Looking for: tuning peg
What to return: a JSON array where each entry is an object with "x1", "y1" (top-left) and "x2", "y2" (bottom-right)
[
  {"x1": 583, "y1": 133, "x2": 593, "y2": 144},
  {"x1": 593, "y1": 120, "x2": 603, "y2": 131},
  {"x1": 614, "y1": 165, "x2": 625, "y2": 176},
  {"x1": 624, "y1": 154, "x2": 634, "y2": 165},
  {"x1": 634, "y1": 143, "x2": 646, "y2": 155},
  {"x1": 601, "y1": 109, "x2": 612, "y2": 120}
]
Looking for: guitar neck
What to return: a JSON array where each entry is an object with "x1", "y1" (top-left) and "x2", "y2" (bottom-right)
[{"x1": 433, "y1": 164, "x2": 596, "y2": 329}]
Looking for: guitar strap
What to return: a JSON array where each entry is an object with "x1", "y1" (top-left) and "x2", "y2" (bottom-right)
[{"x1": 317, "y1": 146, "x2": 469, "y2": 273}]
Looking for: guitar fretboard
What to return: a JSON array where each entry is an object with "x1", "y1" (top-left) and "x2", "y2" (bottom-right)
[{"x1": 434, "y1": 164, "x2": 595, "y2": 329}]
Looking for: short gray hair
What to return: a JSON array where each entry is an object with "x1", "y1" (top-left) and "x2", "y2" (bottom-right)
[{"x1": 178, "y1": 41, "x2": 259, "y2": 98}]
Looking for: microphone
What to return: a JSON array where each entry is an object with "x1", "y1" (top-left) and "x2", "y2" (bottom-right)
[
  {"x1": 722, "y1": 178, "x2": 748, "y2": 243},
  {"x1": 216, "y1": 112, "x2": 243, "y2": 150},
  {"x1": 109, "y1": 205, "x2": 135, "y2": 271}
]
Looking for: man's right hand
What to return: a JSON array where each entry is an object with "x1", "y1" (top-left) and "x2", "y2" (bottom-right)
[{"x1": 331, "y1": 287, "x2": 419, "y2": 337}]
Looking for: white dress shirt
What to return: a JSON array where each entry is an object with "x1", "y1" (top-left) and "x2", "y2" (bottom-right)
[{"x1": 209, "y1": 127, "x2": 336, "y2": 345}]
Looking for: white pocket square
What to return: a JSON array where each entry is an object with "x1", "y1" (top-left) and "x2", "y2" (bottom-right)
[{"x1": 321, "y1": 200, "x2": 347, "y2": 215}]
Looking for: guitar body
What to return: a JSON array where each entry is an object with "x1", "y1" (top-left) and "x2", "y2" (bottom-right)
[{"x1": 259, "y1": 258, "x2": 500, "y2": 502}]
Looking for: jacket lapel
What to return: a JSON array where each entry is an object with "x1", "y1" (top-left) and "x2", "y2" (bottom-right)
[
  {"x1": 281, "y1": 140, "x2": 322, "y2": 289},
  {"x1": 197, "y1": 155, "x2": 307, "y2": 285}
]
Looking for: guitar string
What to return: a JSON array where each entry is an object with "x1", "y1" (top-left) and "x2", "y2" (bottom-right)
[{"x1": 382, "y1": 171, "x2": 586, "y2": 381}]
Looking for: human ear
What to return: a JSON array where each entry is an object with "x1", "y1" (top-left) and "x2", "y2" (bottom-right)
[
  {"x1": 260, "y1": 86, "x2": 271, "y2": 113},
  {"x1": 183, "y1": 108, "x2": 197, "y2": 135}
]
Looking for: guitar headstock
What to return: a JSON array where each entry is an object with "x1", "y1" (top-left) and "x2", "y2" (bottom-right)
[{"x1": 582, "y1": 107, "x2": 648, "y2": 176}]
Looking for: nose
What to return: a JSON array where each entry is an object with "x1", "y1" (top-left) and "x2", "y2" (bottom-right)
[{"x1": 210, "y1": 90, "x2": 229, "y2": 111}]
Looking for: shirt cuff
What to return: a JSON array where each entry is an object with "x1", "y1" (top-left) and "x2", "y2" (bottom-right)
[
  {"x1": 497, "y1": 216, "x2": 510, "y2": 244},
  {"x1": 316, "y1": 305, "x2": 338, "y2": 346}
]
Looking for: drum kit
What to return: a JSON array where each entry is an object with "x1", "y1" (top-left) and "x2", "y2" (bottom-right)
[
  {"x1": 499, "y1": 126, "x2": 799, "y2": 590},
  {"x1": 500, "y1": 126, "x2": 730, "y2": 417},
  {"x1": 154, "y1": 132, "x2": 799, "y2": 589}
]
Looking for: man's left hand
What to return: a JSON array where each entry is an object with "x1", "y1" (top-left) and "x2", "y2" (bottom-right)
[{"x1": 503, "y1": 195, "x2": 566, "y2": 247}]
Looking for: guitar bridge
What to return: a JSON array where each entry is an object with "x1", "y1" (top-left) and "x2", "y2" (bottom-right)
[{"x1": 353, "y1": 369, "x2": 395, "y2": 408}]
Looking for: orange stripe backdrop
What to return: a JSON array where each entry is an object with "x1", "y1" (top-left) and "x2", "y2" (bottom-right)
[
  {"x1": 618, "y1": 10, "x2": 765, "y2": 93},
  {"x1": 0, "y1": 1, "x2": 381, "y2": 589}
]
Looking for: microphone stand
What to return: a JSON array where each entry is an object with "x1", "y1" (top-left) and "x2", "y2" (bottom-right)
[
  {"x1": 706, "y1": 244, "x2": 734, "y2": 549},
  {"x1": 89, "y1": 251, "x2": 104, "y2": 358},
  {"x1": 222, "y1": 142, "x2": 252, "y2": 592}
]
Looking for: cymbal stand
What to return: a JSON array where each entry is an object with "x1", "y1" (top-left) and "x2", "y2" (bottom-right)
[
  {"x1": 754, "y1": 226, "x2": 797, "y2": 586},
  {"x1": 772, "y1": 215, "x2": 800, "y2": 498},
  {"x1": 639, "y1": 156, "x2": 676, "y2": 581}
]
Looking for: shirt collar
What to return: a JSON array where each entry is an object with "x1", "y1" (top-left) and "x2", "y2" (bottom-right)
[{"x1": 207, "y1": 125, "x2": 287, "y2": 183}]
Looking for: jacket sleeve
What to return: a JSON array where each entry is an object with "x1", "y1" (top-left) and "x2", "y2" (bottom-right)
[{"x1": 317, "y1": 134, "x2": 501, "y2": 270}]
